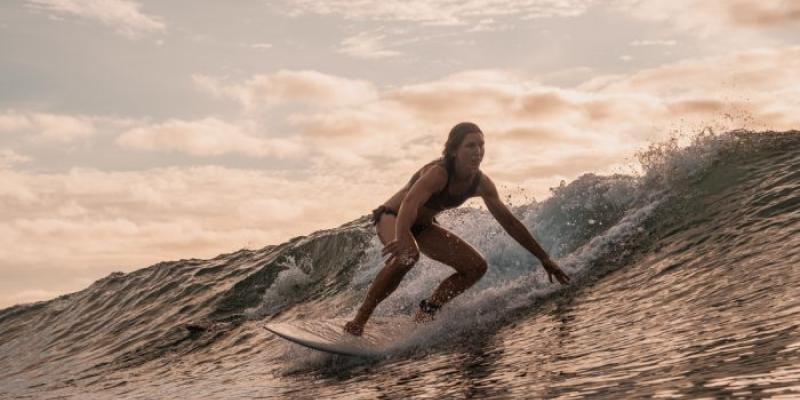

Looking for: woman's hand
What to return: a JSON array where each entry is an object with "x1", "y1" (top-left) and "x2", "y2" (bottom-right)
[
  {"x1": 541, "y1": 257, "x2": 570, "y2": 285},
  {"x1": 381, "y1": 233, "x2": 419, "y2": 266}
]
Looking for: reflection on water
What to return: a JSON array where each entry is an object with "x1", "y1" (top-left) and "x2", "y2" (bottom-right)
[{"x1": 262, "y1": 240, "x2": 799, "y2": 399}]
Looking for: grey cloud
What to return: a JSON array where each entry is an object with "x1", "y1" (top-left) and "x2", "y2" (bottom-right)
[
  {"x1": 338, "y1": 32, "x2": 403, "y2": 59},
  {"x1": 283, "y1": 0, "x2": 591, "y2": 26},
  {"x1": 26, "y1": 0, "x2": 165, "y2": 39},
  {"x1": 193, "y1": 71, "x2": 378, "y2": 110},
  {"x1": 0, "y1": 110, "x2": 97, "y2": 142}
]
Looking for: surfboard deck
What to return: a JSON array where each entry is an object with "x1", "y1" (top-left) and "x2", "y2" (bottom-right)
[{"x1": 264, "y1": 318, "x2": 414, "y2": 357}]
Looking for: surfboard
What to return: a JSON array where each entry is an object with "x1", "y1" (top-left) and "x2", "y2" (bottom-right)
[{"x1": 264, "y1": 318, "x2": 413, "y2": 357}]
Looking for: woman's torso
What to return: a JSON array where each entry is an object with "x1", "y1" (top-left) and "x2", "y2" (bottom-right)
[{"x1": 382, "y1": 158, "x2": 481, "y2": 224}]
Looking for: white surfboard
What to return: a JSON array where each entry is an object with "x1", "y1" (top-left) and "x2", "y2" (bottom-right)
[{"x1": 264, "y1": 318, "x2": 413, "y2": 357}]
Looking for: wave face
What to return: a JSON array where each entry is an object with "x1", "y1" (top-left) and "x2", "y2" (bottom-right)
[{"x1": 1, "y1": 130, "x2": 799, "y2": 399}]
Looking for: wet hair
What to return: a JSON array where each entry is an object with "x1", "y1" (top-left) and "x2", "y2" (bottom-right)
[{"x1": 442, "y1": 122, "x2": 483, "y2": 172}]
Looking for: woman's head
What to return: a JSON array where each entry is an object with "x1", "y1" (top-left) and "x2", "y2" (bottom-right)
[{"x1": 443, "y1": 122, "x2": 484, "y2": 172}]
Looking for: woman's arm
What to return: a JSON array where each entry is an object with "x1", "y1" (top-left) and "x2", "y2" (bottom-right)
[
  {"x1": 479, "y1": 174, "x2": 570, "y2": 284},
  {"x1": 395, "y1": 165, "x2": 446, "y2": 238},
  {"x1": 381, "y1": 165, "x2": 447, "y2": 264}
]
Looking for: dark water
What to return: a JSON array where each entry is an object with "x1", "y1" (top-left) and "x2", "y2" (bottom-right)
[{"x1": 1, "y1": 131, "x2": 799, "y2": 399}]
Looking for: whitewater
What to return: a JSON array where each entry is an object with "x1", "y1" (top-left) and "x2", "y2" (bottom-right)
[{"x1": 1, "y1": 130, "x2": 799, "y2": 399}]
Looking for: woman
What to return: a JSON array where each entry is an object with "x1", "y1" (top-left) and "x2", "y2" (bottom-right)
[{"x1": 344, "y1": 122, "x2": 570, "y2": 336}]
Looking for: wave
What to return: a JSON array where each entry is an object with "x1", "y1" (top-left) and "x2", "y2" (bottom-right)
[{"x1": 1, "y1": 129, "x2": 799, "y2": 397}]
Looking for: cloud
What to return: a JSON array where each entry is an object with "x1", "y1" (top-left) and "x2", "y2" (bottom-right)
[
  {"x1": 616, "y1": 0, "x2": 800, "y2": 36},
  {"x1": 283, "y1": 0, "x2": 591, "y2": 26},
  {"x1": 289, "y1": 108, "x2": 398, "y2": 139},
  {"x1": 0, "y1": 110, "x2": 97, "y2": 142},
  {"x1": 579, "y1": 47, "x2": 800, "y2": 97},
  {"x1": 284, "y1": 46, "x2": 800, "y2": 176},
  {"x1": 0, "y1": 113, "x2": 31, "y2": 132},
  {"x1": 0, "y1": 149, "x2": 32, "y2": 169},
  {"x1": 191, "y1": 47, "x2": 800, "y2": 172},
  {"x1": 727, "y1": 1, "x2": 800, "y2": 27},
  {"x1": 31, "y1": 113, "x2": 97, "y2": 142},
  {"x1": 494, "y1": 125, "x2": 580, "y2": 144},
  {"x1": 629, "y1": 39, "x2": 677, "y2": 47},
  {"x1": 193, "y1": 70, "x2": 378, "y2": 110},
  {"x1": 116, "y1": 117, "x2": 306, "y2": 158},
  {"x1": 385, "y1": 72, "x2": 521, "y2": 122},
  {"x1": 27, "y1": 0, "x2": 165, "y2": 39},
  {"x1": 338, "y1": 32, "x2": 403, "y2": 59},
  {"x1": 248, "y1": 43, "x2": 273, "y2": 49},
  {"x1": 492, "y1": 150, "x2": 628, "y2": 181}
]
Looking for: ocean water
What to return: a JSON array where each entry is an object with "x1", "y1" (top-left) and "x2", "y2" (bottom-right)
[{"x1": 1, "y1": 130, "x2": 799, "y2": 399}]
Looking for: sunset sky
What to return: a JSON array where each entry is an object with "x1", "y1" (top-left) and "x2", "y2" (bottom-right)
[{"x1": 1, "y1": 0, "x2": 799, "y2": 308}]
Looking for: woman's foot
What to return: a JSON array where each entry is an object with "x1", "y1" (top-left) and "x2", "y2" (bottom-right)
[
  {"x1": 413, "y1": 310, "x2": 435, "y2": 324},
  {"x1": 413, "y1": 299, "x2": 440, "y2": 323},
  {"x1": 343, "y1": 320, "x2": 364, "y2": 336}
]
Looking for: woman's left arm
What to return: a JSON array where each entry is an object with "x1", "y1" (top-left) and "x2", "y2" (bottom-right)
[{"x1": 479, "y1": 174, "x2": 570, "y2": 285}]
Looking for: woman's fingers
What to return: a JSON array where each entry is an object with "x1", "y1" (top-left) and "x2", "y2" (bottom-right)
[
  {"x1": 543, "y1": 264, "x2": 570, "y2": 285},
  {"x1": 381, "y1": 240, "x2": 398, "y2": 256},
  {"x1": 554, "y1": 270, "x2": 569, "y2": 285},
  {"x1": 541, "y1": 259, "x2": 571, "y2": 286}
]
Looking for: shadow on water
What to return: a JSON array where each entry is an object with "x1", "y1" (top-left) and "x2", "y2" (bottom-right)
[{"x1": 452, "y1": 327, "x2": 510, "y2": 398}]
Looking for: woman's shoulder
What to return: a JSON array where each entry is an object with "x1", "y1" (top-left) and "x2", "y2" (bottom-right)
[
  {"x1": 418, "y1": 157, "x2": 448, "y2": 176},
  {"x1": 407, "y1": 158, "x2": 447, "y2": 186}
]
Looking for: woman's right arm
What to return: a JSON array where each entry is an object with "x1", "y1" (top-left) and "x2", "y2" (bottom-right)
[
  {"x1": 395, "y1": 166, "x2": 446, "y2": 237},
  {"x1": 381, "y1": 166, "x2": 446, "y2": 263}
]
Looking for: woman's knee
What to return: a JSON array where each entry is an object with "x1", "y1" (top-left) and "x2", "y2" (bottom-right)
[{"x1": 464, "y1": 259, "x2": 487, "y2": 281}]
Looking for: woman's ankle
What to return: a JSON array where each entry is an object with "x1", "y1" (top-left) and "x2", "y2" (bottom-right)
[{"x1": 343, "y1": 320, "x2": 364, "y2": 336}]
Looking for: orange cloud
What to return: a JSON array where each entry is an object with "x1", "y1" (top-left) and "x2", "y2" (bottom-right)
[
  {"x1": 667, "y1": 99, "x2": 726, "y2": 115},
  {"x1": 495, "y1": 126, "x2": 567, "y2": 143},
  {"x1": 617, "y1": 0, "x2": 800, "y2": 35},
  {"x1": 728, "y1": 1, "x2": 800, "y2": 27}
]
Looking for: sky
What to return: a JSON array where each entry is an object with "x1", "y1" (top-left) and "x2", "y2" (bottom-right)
[{"x1": 1, "y1": 0, "x2": 799, "y2": 308}]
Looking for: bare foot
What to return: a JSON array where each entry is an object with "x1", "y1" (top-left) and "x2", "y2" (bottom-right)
[{"x1": 343, "y1": 320, "x2": 364, "y2": 336}]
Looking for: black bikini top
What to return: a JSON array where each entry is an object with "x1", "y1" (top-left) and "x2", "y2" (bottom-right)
[{"x1": 410, "y1": 159, "x2": 482, "y2": 212}]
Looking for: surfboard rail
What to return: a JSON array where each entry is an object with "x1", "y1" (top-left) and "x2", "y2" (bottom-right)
[{"x1": 264, "y1": 318, "x2": 414, "y2": 357}]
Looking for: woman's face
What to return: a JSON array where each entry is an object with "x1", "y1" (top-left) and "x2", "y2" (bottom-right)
[{"x1": 454, "y1": 131, "x2": 485, "y2": 171}]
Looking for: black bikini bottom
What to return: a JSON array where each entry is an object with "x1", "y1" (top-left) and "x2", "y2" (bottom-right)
[{"x1": 371, "y1": 205, "x2": 436, "y2": 237}]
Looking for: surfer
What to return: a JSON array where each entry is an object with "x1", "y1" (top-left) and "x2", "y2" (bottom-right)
[{"x1": 344, "y1": 122, "x2": 570, "y2": 336}]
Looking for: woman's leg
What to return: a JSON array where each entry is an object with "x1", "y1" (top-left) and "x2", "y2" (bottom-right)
[
  {"x1": 344, "y1": 213, "x2": 419, "y2": 336},
  {"x1": 414, "y1": 224, "x2": 488, "y2": 321}
]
